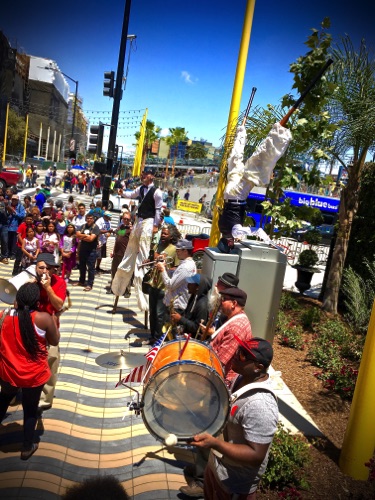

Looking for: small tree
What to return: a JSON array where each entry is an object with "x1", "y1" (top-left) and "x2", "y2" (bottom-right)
[
  {"x1": 322, "y1": 38, "x2": 375, "y2": 313},
  {"x1": 244, "y1": 19, "x2": 337, "y2": 238},
  {"x1": 165, "y1": 127, "x2": 188, "y2": 175},
  {"x1": 7, "y1": 108, "x2": 26, "y2": 155}
]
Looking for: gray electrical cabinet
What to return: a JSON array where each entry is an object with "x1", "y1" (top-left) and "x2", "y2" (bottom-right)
[{"x1": 201, "y1": 241, "x2": 287, "y2": 344}]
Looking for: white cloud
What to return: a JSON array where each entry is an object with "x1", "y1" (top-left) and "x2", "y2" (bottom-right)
[
  {"x1": 181, "y1": 70, "x2": 197, "y2": 84},
  {"x1": 159, "y1": 128, "x2": 169, "y2": 137}
]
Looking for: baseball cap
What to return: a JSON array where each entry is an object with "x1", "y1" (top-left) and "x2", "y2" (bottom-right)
[
  {"x1": 219, "y1": 287, "x2": 247, "y2": 306},
  {"x1": 234, "y1": 336, "x2": 274, "y2": 368},
  {"x1": 43, "y1": 202, "x2": 51, "y2": 209},
  {"x1": 11, "y1": 194, "x2": 19, "y2": 200},
  {"x1": 186, "y1": 274, "x2": 200, "y2": 285},
  {"x1": 218, "y1": 272, "x2": 239, "y2": 288},
  {"x1": 104, "y1": 211, "x2": 112, "y2": 218},
  {"x1": 176, "y1": 239, "x2": 193, "y2": 250},
  {"x1": 37, "y1": 253, "x2": 58, "y2": 267}
]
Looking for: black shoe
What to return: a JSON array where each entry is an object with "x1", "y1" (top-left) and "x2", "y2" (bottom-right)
[{"x1": 106, "y1": 290, "x2": 113, "y2": 294}]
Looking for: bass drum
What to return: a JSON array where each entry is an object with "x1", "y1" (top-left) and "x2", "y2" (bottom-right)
[{"x1": 142, "y1": 339, "x2": 229, "y2": 443}]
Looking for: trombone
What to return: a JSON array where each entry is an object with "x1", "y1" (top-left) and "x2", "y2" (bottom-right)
[{"x1": 137, "y1": 256, "x2": 174, "y2": 270}]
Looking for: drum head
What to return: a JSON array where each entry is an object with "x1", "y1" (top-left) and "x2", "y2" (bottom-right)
[{"x1": 142, "y1": 361, "x2": 229, "y2": 442}]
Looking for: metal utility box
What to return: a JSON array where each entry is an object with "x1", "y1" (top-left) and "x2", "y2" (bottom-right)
[
  {"x1": 202, "y1": 248, "x2": 239, "y2": 289},
  {"x1": 201, "y1": 241, "x2": 287, "y2": 344}
]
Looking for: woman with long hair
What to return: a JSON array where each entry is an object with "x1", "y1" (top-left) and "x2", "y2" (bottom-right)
[
  {"x1": 41, "y1": 221, "x2": 60, "y2": 264},
  {"x1": 0, "y1": 283, "x2": 59, "y2": 460}
]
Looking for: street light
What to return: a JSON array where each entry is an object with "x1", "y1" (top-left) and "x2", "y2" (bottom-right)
[{"x1": 45, "y1": 65, "x2": 79, "y2": 156}]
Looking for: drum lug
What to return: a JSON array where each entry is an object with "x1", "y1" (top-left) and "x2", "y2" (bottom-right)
[{"x1": 127, "y1": 400, "x2": 144, "y2": 415}]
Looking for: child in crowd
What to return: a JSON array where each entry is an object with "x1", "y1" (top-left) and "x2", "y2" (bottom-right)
[
  {"x1": 60, "y1": 223, "x2": 77, "y2": 282},
  {"x1": 34, "y1": 222, "x2": 45, "y2": 247},
  {"x1": 55, "y1": 211, "x2": 67, "y2": 237},
  {"x1": 41, "y1": 221, "x2": 60, "y2": 264},
  {"x1": 21, "y1": 226, "x2": 40, "y2": 269}
]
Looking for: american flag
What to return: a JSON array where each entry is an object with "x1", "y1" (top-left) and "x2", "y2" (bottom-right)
[
  {"x1": 116, "y1": 332, "x2": 168, "y2": 386},
  {"x1": 145, "y1": 331, "x2": 168, "y2": 362}
]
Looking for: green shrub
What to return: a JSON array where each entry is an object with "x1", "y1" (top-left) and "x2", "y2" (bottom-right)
[
  {"x1": 308, "y1": 318, "x2": 361, "y2": 400},
  {"x1": 279, "y1": 292, "x2": 299, "y2": 311},
  {"x1": 297, "y1": 249, "x2": 319, "y2": 269},
  {"x1": 278, "y1": 324, "x2": 304, "y2": 350},
  {"x1": 301, "y1": 307, "x2": 321, "y2": 329},
  {"x1": 315, "y1": 362, "x2": 359, "y2": 400},
  {"x1": 261, "y1": 423, "x2": 310, "y2": 491},
  {"x1": 341, "y1": 260, "x2": 375, "y2": 334}
]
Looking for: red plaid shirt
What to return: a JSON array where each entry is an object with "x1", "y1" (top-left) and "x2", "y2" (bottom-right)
[{"x1": 211, "y1": 312, "x2": 252, "y2": 385}]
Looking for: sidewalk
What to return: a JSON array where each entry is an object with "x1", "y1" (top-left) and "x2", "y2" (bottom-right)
[{"x1": 0, "y1": 207, "x2": 324, "y2": 499}]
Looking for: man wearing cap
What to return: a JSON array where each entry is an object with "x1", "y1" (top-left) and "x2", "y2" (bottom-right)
[
  {"x1": 95, "y1": 211, "x2": 113, "y2": 273},
  {"x1": 112, "y1": 171, "x2": 163, "y2": 311},
  {"x1": 211, "y1": 287, "x2": 252, "y2": 385},
  {"x1": 170, "y1": 274, "x2": 212, "y2": 336},
  {"x1": 202, "y1": 273, "x2": 240, "y2": 338},
  {"x1": 155, "y1": 238, "x2": 197, "y2": 319},
  {"x1": 35, "y1": 253, "x2": 67, "y2": 410},
  {"x1": 185, "y1": 337, "x2": 278, "y2": 500}
]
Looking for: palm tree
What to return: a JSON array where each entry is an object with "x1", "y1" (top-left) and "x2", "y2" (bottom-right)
[
  {"x1": 165, "y1": 127, "x2": 188, "y2": 176},
  {"x1": 185, "y1": 141, "x2": 208, "y2": 160},
  {"x1": 322, "y1": 37, "x2": 375, "y2": 313},
  {"x1": 134, "y1": 120, "x2": 161, "y2": 172}
]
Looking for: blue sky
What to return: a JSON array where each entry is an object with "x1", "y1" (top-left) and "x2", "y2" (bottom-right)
[{"x1": 2, "y1": 0, "x2": 374, "y2": 152}]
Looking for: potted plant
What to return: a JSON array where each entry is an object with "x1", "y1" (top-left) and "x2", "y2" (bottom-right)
[{"x1": 293, "y1": 229, "x2": 321, "y2": 294}]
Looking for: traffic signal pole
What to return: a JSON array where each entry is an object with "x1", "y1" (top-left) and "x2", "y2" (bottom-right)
[{"x1": 102, "y1": 0, "x2": 132, "y2": 208}]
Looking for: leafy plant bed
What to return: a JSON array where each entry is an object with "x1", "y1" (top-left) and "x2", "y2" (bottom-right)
[{"x1": 258, "y1": 291, "x2": 375, "y2": 499}]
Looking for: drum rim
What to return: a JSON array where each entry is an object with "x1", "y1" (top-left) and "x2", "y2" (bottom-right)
[{"x1": 141, "y1": 362, "x2": 230, "y2": 442}]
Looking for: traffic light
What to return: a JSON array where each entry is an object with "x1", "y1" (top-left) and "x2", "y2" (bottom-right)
[
  {"x1": 114, "y1": 145, "x2": 119, "y2": 161},
  {"x1": 103, "y1": 71, "x2": 115, "y2": 98},
  {"x1": 88, "y1": 123, "x2": 104, "y2": 157},
  {"x1": 93, "y1": 161, "x2": 106, "y2": 175}
]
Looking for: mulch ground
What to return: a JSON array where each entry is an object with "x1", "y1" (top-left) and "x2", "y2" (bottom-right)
[{"x1": 258, "y1": 298, "x2": 375, "y2": 499}]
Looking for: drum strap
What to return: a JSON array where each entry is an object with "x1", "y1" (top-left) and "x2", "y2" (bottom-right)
[
  {"x1": 210, "y1": 312, "x2": 247, "y2": 341},
  {"x1": 212, "y1": 382, "x2": 278, "y2": 462},
  {"x1": 229, "y1": 382, "x2": 277, "y2": 405}
]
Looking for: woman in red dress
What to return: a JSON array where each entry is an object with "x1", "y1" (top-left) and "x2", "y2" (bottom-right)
[{"x1": 0, "y1": 283, "x2": 59, "y2": 460}]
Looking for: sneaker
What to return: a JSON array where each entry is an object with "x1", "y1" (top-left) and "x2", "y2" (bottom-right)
[
  {"x1": 124, "y1": 290, "x2": 131, "y2": 298},
  {"x1": 20, "y1": 443, "x2": 39, "y2": 461},
  {"x1": 179, "y1": 482, "x2": 204, "y2": 498}
]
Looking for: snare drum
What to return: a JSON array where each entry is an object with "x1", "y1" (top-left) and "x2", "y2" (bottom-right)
[{"x1": 142, "y1": 339, "x2": 229, "y2": 442}]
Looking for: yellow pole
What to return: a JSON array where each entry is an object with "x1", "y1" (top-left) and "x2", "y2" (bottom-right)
[
  {"x1": 2, "y1": 102, "x2": 9, "y2": 164},
  {"x1": 209, "y1": 0, "x2": 256, "y2": 246},
  {"x1": 132, "y1": 108, "x2": 148, "y2": 177},
  {"x1": 339, "y1": 299, "x2": 375, "y2": 479},
  {"x1": 23, "y1": 114, "x2": 29, "y2": 164}
]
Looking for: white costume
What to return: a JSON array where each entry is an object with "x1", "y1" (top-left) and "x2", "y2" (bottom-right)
[{"x1": 111, "y1": 184, "x2": 163, "y2": 311}]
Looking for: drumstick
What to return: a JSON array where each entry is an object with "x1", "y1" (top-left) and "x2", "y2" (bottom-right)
[{"x1": 178, "y1": 334, "x2": 191, "y2": 361}]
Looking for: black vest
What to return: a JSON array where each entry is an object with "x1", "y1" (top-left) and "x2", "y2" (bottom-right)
[{"x1": 137, "y1": 186, "x2": 156, "y2": 220}]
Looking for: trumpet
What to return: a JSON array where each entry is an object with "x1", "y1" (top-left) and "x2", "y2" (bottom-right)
[{"x1": 137, "y1": 256, "x2": 174, "y2": 270}]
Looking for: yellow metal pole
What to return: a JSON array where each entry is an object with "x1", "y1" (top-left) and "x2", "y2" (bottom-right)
[
  {"x1": 209, "y1": 0, "x2": 256, "y2": 246},
  {"x1": 339, "y1": 299, "x2": 375, "y2": 479},
  {"x1": 23, "y1": 114, "x2": 29, "y2": 164},
  {"x1": 132, "y1": 109, "x2": 148, "y2": 177},
  {"x1": 2, "y1": 102, "x2": 10, "y2": 164}
]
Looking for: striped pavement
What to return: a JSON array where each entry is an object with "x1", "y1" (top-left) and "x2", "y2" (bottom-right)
[{"x1": 0, "y1": 191, "x2": 195, "y2": 499}]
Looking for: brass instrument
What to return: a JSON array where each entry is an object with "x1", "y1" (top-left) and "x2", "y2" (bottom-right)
[
  {"x1": 197, "y1": 296, "x2": 222, "y2": 341},
  {"x1": 163, "y1": 293, "x2": 182, "y2": 341},
  {"x1": 137, "y1": 256, "x2": 174, "y2": 270}
]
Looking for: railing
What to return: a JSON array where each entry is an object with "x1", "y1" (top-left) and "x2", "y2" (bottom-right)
[
  {"x1": 176, "y1": 224, "x2": 211, "y2": 237},
  {"x1": 275, "y1": 236, "x2": 330, "y2": 266}
]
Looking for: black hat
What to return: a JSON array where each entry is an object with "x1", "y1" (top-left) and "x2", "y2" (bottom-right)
[
  {"x1": 218, "y1": 272, "x2": 239, "y2": 288},
  {"x1": 219, "y1": 287, "x2": 247, "y2": 306},
  {"x1": 176, "y1": 239, "x2": 194, "y2": 250},
  {"x1": 234, "y1": 336, "x2": 274, "y2": 368},
  {"x1": 36, "y1": 253, "x2": 58, "y2": 267}
]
